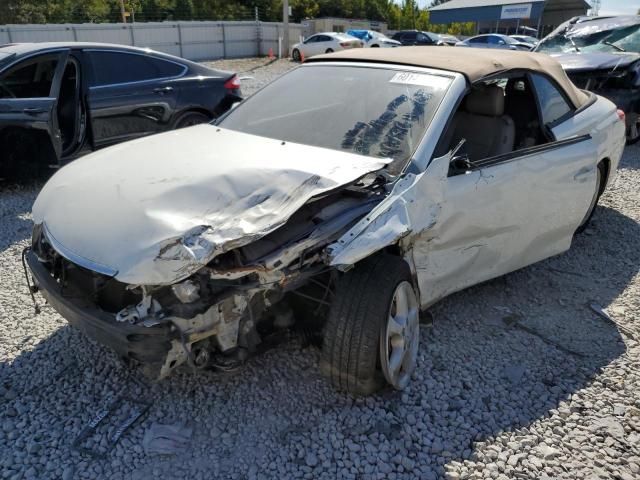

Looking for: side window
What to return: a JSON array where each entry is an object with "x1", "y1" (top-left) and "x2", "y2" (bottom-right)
[
  {"x1": 417, "y1": 33, "x2": 431, "y2": 43},
  {"x1": 404, "y1": 32, "x2": 417, "y2": 41},
  {"x1": 304, "y1": 36, "x2": 317, "y2": 44},
  {"x1": 89, "y1": 51, "x2": 183, "y2": 87},
  {"x1": 531, "y1": 73, "x2": 573, "y2": 125},
  {"x1": 469, "y1": 36, "x2": 487, "y2": 44},
  {"x1": 0, "y1": 54, "x2": 59, "y2": 99},
  {"x1": 149, "y1": 57, "x2": 184, "y2": 78},
  {"x1": 488, "y1": 36, "x2": 505, "y2": 45},
  {"x1": 319, "y1": 35, "x2": 332, "y2": 42}
]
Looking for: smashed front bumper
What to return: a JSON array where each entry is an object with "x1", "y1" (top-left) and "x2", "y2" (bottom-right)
[{"x1": 26, "y1": 249, "x2": 173, "y2": 367}]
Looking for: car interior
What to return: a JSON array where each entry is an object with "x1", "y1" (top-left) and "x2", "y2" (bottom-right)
[
  {"x1": 56, "y1": 58, "x2": 83, "y2": 155},
  {"x1": 437, "y1": 73, "x2": 549, "y2": 170},
  {"x1": 0, "y1": 56, "x2": 58, "y2": 99},
  {"x1": 0, "y1": 54, "x2": 85, "y2": 157}
]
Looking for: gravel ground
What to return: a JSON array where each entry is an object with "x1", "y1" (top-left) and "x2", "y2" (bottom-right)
[
  {"x1": 1, "y1": 58, "x2": 640, "y2": 480},
  {"x1": 202, "y1": 57, "x2": 298, "y2": 97}
]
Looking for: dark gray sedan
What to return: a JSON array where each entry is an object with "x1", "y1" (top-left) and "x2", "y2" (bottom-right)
[{"x1": 0, "y1": 42, "x2": 241, "y2": 179}]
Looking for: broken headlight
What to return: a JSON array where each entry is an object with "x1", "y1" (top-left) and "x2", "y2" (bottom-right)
[{"x1": 171, "y1": 279, "x2": 200, "y2": 303}]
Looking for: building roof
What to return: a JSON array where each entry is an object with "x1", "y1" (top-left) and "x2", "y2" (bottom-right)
[
  {"x1": 306, "y1": 46, "x2": 589, "y2": 108},
  {"x1": 429, "y1": 0, "x2": 544, "y2": 11}
]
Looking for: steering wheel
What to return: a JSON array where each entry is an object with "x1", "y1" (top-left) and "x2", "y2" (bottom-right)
[{"x1": 0, "y1": 81, "x2": 16, "y2": 98}]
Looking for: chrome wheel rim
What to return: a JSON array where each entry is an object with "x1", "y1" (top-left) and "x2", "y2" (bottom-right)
[
  {"x1": 380, "y1": 281, "x2": 420, "y2": 390},
  {"x1": 579, "y1": 167, "x2": 602, "y2": 227}
]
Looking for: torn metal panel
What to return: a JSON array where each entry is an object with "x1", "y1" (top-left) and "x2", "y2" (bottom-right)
[
  {"x1": 32, "y1": 125, "x2": 388, "y2": 286},
  {"x1": 327, "y1": 153, "x2": 449, "y2": 269},
  {"x1": 329, "y1": 128, "x2": 601, "y2": 309}
]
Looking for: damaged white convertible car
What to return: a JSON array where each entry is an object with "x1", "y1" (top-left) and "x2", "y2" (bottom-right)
[{"x1": 27, "y1": 47, "x2": 626, "y2": 395}]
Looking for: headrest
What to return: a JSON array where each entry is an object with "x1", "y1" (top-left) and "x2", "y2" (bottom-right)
[{"x1": 465, "y1": 85, "x2": 505, "y2": 116}]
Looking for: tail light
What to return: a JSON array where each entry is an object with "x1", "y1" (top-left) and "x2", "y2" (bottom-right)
[
  {"x1": 617, "y1": 109, "x2": 625, "y2": 121},
  {"x1": 224, "y1": 75, "x2": 241, "y2": 91}
]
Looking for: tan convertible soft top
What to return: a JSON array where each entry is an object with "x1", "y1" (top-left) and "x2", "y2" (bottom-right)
[{"x1": 307, "y1": 46, "x2": 589, "y2": 109}]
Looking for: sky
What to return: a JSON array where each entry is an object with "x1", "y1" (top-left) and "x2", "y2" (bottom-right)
[
  {"x1": 599, "y1": 0, "x2": 638, "y2": 15},
  {"x1": 414, "y1": 0, "x2": 638, "y2": 16}
]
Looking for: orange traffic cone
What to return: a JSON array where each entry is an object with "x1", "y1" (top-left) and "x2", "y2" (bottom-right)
[
  {"x1": 268, "y1": 47, "x2": 274, "y2": 59},
  {"x1": 300, "y1": 50, "x2": 305, "y2": 62}
]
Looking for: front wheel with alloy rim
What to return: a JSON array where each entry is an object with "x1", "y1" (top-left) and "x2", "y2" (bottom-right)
[
  {"x1": 576, "y1": 162, "x2": 606, "y2": 233},
  {"x1": 320, "y1": 255, "x2": 421, "y2": 396},
  {"x1": 292, "y1": 49, "x2": 301, "y2": 61}
]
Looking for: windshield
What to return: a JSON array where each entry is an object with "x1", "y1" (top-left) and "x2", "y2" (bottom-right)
[
  {"x1": 537, "y1": 23, "x2": 640, "y2": 53},
  {"x1": 220, "y1": 65, "x2": 452, "y2": 172}
]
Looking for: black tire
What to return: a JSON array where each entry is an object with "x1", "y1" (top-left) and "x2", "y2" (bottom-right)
[
  {"x1": 576, "y1": 162, "x2": 606, "y2": 234},
  {"x1": 371, "y1": 44, "x2": 380, "y2": 48},
  {"x1": 321, "y1": 254, "x2": 415, "y2": 396},
  {"x1": 173, "y1": 111, "x2": 211, "y2": 130},
  {"x1": 325, "y1": 48, "x2": 334, "y2": 53},
  {"x1": 292, "y1": 48, "x2": 301, "y2": 62},
  {"x1": 627, "y1": 116, "x2": 640, "y2": 145}
]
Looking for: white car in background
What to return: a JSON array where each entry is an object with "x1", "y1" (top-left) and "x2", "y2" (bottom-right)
[
  {"x1": 346, "y1": 29, "x2": 402, "y2": 48},
  {"x1": 292, "y1": 32, "x2": 362, "y2": 61}
]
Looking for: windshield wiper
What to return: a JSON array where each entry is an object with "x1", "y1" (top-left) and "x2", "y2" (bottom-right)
[
  {"x1": 568, "y1": 37, "x2": 580, "y2": 52},
  {"x1": 603, "y1": 41, "x2": 625, "y2": 52}
]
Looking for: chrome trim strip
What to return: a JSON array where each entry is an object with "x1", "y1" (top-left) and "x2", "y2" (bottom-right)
[
  {"x1": 84, "y1": 48, "x2": 188, "y2": 90},
  {"x1": 42, "y1": 222, "x2": 118, "y2": 277}
]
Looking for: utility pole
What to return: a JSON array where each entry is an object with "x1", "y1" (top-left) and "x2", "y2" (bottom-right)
[
  {"x1": 283, "y1": 0, "x2": 289, "y2": 57},
  {"x1": 119, "y1": 0, "x2": 127, "y2": 23}
]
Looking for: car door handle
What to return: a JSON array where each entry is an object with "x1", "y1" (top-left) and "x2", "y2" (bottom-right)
[
  {"x1": 23, "y1": 107, "x2": 47, "y2": 115},
  {"x1": 153, "y1": 86, "x2": 174, "y2": 94}
]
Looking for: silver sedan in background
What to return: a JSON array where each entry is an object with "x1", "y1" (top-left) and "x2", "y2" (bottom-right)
[{"x1": 456, "y1": 34, "x2": 533, "y2": 50}]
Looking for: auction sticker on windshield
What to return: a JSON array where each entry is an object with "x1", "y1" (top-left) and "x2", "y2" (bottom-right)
[{"x1": 389, "y1": 72, "x2": 451, "y2": 89}]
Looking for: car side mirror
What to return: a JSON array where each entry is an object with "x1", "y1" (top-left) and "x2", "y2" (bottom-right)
[{"x1": 450, "y1": 154, "x2": 473, "y2": 175}]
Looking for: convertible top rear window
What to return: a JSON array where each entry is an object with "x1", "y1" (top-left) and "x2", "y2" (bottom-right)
[{"x1": 220, "y1": 65, "x2": 452, "y2": 171}]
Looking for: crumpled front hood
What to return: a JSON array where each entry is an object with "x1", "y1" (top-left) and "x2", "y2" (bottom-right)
[
  {"x1": 553, "y1": 52, "x2": 640, "y2": 72},
  {"x1": 33, "y1": 125, "x2": 387, "y2": 285}
]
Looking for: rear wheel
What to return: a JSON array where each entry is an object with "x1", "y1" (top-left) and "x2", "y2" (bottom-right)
[
  {"x1": 174, "y1": 111, "x2": 210, "y2": 129},
  {"x1": 576, "y1": 162, "x2": 606, "y2": 233},
  {"x1": 627, "y1": 115, "x2": 640, "y2": 145},
  {"x1": 371, "y1": 44, "x2": 380, "y2": 48},
  {"x1": 321, "y1": 255, "x2": 420, "y2": 396},
  {"x1": 325, "y1": 48, "x2": 334, "y2": 53},
  {"x1": 292, "y1": 48, "x2": 301, "y2": 61}
]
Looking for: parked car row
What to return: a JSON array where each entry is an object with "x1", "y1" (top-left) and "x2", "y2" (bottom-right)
[
  {"x1": 0, "y1": 42, "x2": 242, "y2": 180},
  {"x1": 292, "y1": 30, "x2": 540, "y2": 62}
]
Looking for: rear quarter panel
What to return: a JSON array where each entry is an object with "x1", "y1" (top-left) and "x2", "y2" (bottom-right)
[
  {"x1": 172, "y1": 75, "x2": 228, "y2": 120},
  {"x1": 552, "y1": 94, "x2": 626, "y2": 188}
]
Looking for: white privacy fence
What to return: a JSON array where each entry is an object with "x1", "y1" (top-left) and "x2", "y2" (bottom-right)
[{"x1": 0, "y1": 21, "x2": 305, "y2": 61}]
